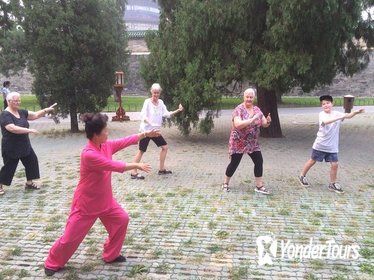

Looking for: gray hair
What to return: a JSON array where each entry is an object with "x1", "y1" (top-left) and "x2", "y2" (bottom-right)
[
  {"x1": 243, "y1": 87, "x2": 256, "y2": 96},
  {"x1": 7, "y1": 92, "x2": 20, "y2": 102},
  {"x1": 150, "y1": 83, "x2": 162, "y2": 92}
]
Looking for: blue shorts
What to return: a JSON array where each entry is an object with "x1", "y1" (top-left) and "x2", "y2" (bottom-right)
[{"x1": 311, "y1": 149, "x2": 338, "y2": 162}]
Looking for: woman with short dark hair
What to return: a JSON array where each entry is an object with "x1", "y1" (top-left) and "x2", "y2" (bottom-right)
[{"x1": 44, "y1": 113, "x2": 159, "y2": 276}]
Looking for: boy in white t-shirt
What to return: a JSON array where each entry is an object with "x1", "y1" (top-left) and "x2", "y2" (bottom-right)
[{"x1": 298, "y1": 95, "x2": 364, "y2": 193}]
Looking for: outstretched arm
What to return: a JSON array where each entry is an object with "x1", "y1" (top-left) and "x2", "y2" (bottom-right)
[
  {"x1": 111, "y1": 130, "x2": 161, "y2": 153},
  {"x1": 28, "y1": 103, "x2": 57, "y2": 120},
  {"x1": 322, "y1": 108, "x2": 364, "y2": 125},
  {"x1": 344, "y1": 108, "x2": 365, "y2": 119},
  {"x1": 169, "y1": 104, "x2": 184, "y2": 117}
]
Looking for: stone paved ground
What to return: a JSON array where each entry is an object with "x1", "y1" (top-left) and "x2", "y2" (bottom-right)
[{"x1": 0, "y1": 108, "x2": 373, "y2": 280}]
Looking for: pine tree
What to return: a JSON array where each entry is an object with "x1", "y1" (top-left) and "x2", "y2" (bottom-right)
[
  {"x1": 141, "y1": 0, "x2": 373, "y2": 137},
  {"x1": 20, "y1": 0, "x2": 128, "y2": 132}
]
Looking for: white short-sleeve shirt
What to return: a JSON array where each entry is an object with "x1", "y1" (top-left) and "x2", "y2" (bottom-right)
[{"x1": 312, "y1": 110, "x2": 345, "y2": 153}]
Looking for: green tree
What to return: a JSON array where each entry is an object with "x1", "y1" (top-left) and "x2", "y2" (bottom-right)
[
  {"x1": 0, "y1": 0, "x2": 28, "y2": 76},
  {"x1": 141, "y1": 0, "x2": 374, "y2": 137},
  {"x1": 18, "y1": 0, "x2": 128, "y2": 132}
]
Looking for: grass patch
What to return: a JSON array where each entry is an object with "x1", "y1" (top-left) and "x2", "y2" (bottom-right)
[
  {"x1": 155, "y1": 262, "x2": 171, "y2": 274},
  {"x1": 229, "y1": 264, "x2": 248, "y2": 280},
  {"x1": 359, "y1": 247, "x2": 374, "y2": 259},
  {"x1": 127, "y1": 264, "x2": 149, "y2": 277},
  {"x1": 208, "y1": 244, "x2": 224, "y2": 253},
  {"x1": 304, "y1": 272, "x2": 319, "y2": 280},
  {"x1": 11, "y1": 247, "x2": 22, "y2": 256},
  {"x1": 310, "y1": 259, "x2": 325, "y2": 270},
  {"x1": 359, "y1": 262, "x2": 374, "y2": 275},
  {"x1": 17, "y1": 269, "x2": 31, "y2": 278},
  {"x1": 16, "y1": 95, "x2": 374, "y2": 120},
  {"x1": 0, "y1": 268, "x2": 17, "y2": 278},
  {"x1": 215, "y1": 230, "x2": 229, "y2": 240},
  {"x1": 278, "y1": 208, "x2": 291, "y2": 216},
  {"x1": 81, "y1": 262, "x2": 98, "y2": 272}
]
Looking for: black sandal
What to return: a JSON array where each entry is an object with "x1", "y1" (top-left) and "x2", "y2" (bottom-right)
[
  {"x1": 130, "y1": 173, "x2": 145, "y2": 180},
  {"x1": 25, "y1": 182, "x2": 40, "y2": 190}
]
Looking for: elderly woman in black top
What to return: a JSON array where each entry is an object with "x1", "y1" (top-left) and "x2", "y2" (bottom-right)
[{"x1": 0, "y1": 92, "x2": 56, "y2": 195}]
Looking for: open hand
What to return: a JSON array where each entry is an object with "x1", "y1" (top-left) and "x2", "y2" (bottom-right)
[
  {"x1": 354, "y1": 108, "x2": 365, "y2": 114},
  {"x1": 145, "y1": 129, "x2": 161, "y2": 138},
  {"x1": 45, "y1": 103, "x2": 57, "y2": 114},
  {"x1": 137, "y1": 163, "x2": 151, "y2": 173}
]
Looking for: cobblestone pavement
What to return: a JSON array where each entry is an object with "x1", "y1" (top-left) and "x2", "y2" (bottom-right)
[{"x1": 0, "y1": 108, "x2": 373, "y2": 280}]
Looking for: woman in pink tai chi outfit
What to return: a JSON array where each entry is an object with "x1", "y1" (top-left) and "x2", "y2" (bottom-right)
[{"x1": 44, "y1": 113, "x2": 159, "y2": 276}]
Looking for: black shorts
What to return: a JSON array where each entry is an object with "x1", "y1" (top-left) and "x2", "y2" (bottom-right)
[{"x1": 139, "y1": 135, "x2": 167, "y2": 152}]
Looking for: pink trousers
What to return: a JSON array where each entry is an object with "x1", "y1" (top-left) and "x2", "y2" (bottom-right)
[{"x1": 45, "y1": 200, "x2": 129, "y2": 270}]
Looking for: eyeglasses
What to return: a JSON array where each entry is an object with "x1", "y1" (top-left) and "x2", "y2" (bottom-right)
[{"x1": 11, "y1": 100, "x2": 21, "y2": 103}]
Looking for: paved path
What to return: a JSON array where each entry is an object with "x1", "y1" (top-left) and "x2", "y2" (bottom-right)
[{"x1": 0, "y1": 108, "x2": 373, "y2": 279}]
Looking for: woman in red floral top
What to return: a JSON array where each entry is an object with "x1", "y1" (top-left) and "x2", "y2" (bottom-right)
[{"x1": 222, "y1": 88, "x2": 272, "y2": 194}]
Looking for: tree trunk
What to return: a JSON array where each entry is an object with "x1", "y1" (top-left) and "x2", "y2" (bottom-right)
[
  {"x1": 257, "y1": 87, "x2": 283, "y2": 138},
  {"x1": 69, "y1": 103, "x2": 79, "y2": 133}
]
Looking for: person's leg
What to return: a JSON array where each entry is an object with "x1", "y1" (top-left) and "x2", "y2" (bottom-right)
[
  {"x1": 152, "y1": 136, "x2": 169, "y2": 172},
  {"x1": 100, "y1": 200, "x2": 129, "y2": 262},
  {"x1": 330, "y1": 161, "x2": 339, "y2": 183},
  {"x1": 298, "y1": 149, "x2": 322, "y2": 186},
  {"x1": 20, "y1": 148, "x2": 40, "y2": 186},
  {"x1": 0, "y1": 154, "x2": 20, "y2": 186},
  {"x1": 223, "y1": 153, "x2": 243, "y2": 185},
  {"x1": 248, "y1": 151, "x2": 264, "y2": 188},
  {"x1": 300, "y1": 159, "x2": 316, "y2": 177},
  {"x1": 44, "y1": 208, "x2": 97, "y2": 272},
  {"x1": 159, "y1": 145, "x2": 168, "y2": 171},
  {"x1": 130, "y1": 137, "x2": 149, "y2": 177},
  {"x1": 130, "y1": 150, "x2": 145, "y2": 176},
  {"x1": 328, "y1": 160, "x2": 343, "y2": 193}
]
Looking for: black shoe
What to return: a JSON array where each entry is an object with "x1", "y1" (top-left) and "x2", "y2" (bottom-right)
[
  {"x1": 298, "y1": 175, "x2": 310, "y2": 187},
  {"x1": 44, "y1": 267, "x2": 57, "y2": 276},
  {"x1": 158, "y1": 169, "x2": 172, "y2": 175},
  {"x1": 328, "y1": 182, "x2": 344, "y2": 194},
  {"x1": 130, "y1": 173, "x2": 145, "y2": 180},
  {"x1": 106, "y1": 255, "x2": 127, "y2": 263}
]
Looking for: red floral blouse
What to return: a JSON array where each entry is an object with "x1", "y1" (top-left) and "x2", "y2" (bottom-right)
[{"x1": 228, "y1": 104, "x2": 263, "y2": 155}]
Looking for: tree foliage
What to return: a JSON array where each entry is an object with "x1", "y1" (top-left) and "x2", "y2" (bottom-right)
[
  {"x1": 141, "y1": 0, "x2": 374, "y2": 137},
  {"x1": 9, "y1": 0, "x2": 128, "y2": 132},
  {"x1": 0, "y1": 0, "x2": 28, "y2": 76}
]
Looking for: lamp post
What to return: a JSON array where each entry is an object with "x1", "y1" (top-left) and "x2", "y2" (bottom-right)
[{"x1": 112, "y1": 71, "x2": 130, "y2": 121}]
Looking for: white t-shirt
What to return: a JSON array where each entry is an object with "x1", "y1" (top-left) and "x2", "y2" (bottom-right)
[
  {"x1": 312, "y1": 110, "x2": 345, "y2": 153},
  {"x1": 139, "y1": 98, "x2": 171, "y2": 132}
]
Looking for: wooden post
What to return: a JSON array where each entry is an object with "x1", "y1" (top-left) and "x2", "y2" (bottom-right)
[{"x1": 112, "y1": 71, "x2": 130, "y2": 122}]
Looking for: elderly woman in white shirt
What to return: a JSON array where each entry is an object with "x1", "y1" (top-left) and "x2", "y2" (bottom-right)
[{"x1": 130, "y1": 83, "x2": 183, "y2": 179}]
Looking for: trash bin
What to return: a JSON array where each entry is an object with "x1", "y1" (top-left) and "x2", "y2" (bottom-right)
[{"x1": 343, "y1": 95, "x2": 355, "y2": 113}]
